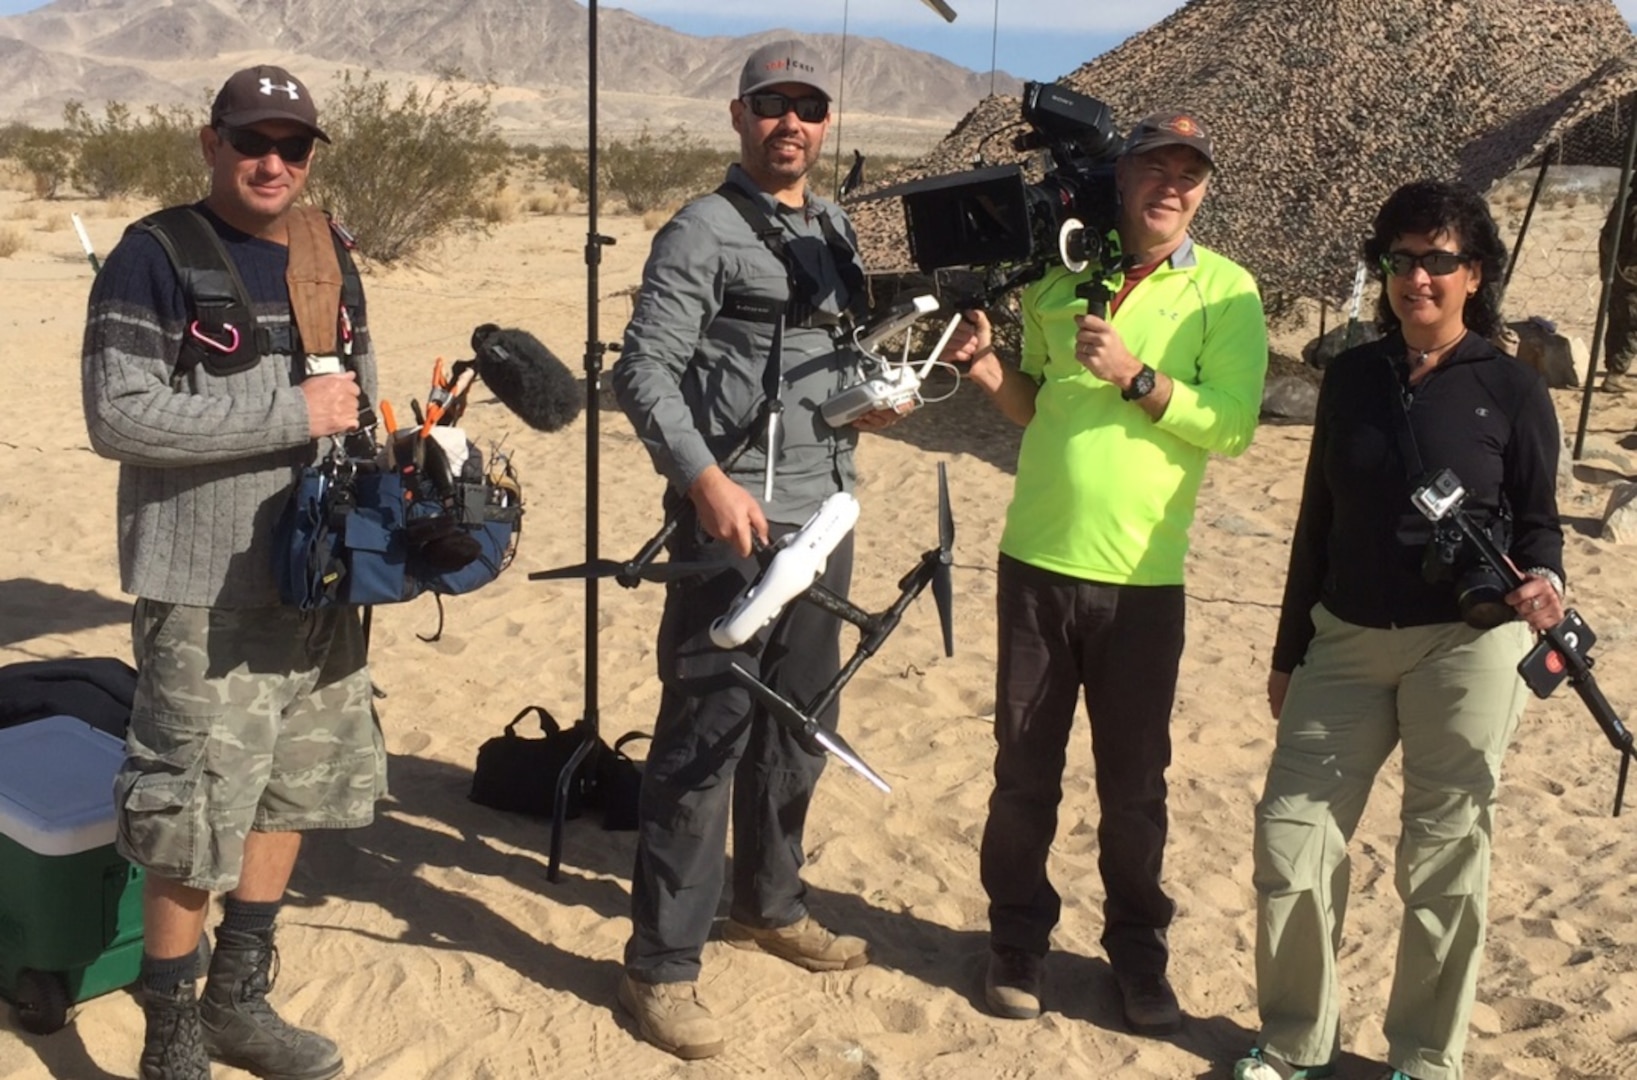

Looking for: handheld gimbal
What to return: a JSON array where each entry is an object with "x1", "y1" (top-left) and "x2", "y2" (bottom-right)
[{"x1": 1412, "y1": 468, "x2": 1635, "y2": 815}]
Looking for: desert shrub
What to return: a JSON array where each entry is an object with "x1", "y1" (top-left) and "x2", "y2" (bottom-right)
[
  {"x1": 133, "y1": 104, "x2": 209, "y2": 206},
  {"x1": 479, "y1": 181, "x2": 520, "y2": 224},
  {"x1": 62, "y1": 100, "x2": 208, "y2": 204},
  {"x1": 533, "y1": 142, "x2": 590, "y2": 200},
  {"x1": 304, "y1": 71, "x2": 510, "y2": 264},
  {"x1": 64, "y1": 101, "x2": 146, "y2": 198},
  {"x1": 524, "y1": 191, "x2": 553, "y2": 214},
  {"x1": 0, "y1": 226, "x2": 23, "y2": 257},
  {"x1": 9, "y1": 126, "x2": 73, "y2": 199},
  {"x1": 0, "y1": 122, "x2": 34, "y2": 160},
  {"x1": 524, "y1": 185, "x2": 576, "y2": 215},
  {"x1": 0, "y1": 161, "x2": 33, "y2": 195},
  {"x1": 599, "y1": 124, "x2": 728, "y2": 213}
]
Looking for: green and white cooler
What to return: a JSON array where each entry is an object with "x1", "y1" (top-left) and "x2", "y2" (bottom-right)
[{"x1": 0, "y1": 714, "x2": 144, "y2": 1034}]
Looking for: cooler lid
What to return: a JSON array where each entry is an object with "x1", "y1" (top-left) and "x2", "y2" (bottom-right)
[{"x1": 0, "y1": 714, "x2": 125, "y2": 857}]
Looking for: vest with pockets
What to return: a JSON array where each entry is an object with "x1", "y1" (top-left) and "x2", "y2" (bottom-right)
[{"x1": 130, "y1": 205, "x2": 364, "y2": 383}]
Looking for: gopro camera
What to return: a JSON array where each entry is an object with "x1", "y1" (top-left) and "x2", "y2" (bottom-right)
[{"x1": 1411, "y1": 468, "x2": 1466, "y2": 522}]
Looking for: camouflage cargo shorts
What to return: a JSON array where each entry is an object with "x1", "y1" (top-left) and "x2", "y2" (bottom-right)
[{"x1": 115, "y1": 599, "x2": 387, "y2": 891}]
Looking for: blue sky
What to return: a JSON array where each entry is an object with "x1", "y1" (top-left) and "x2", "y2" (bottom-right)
[{"x1": 0, "y1": 0, "x2": 1635, "y2": 84}]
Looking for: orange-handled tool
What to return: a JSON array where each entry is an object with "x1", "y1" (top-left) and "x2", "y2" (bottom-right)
[{"x1": 420, "y1": 368, "x2": 476, "y2": 437}]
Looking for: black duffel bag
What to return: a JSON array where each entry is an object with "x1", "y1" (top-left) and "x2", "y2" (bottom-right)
[{"x1": 469, "y1": 705, "x2": 594, "y2": 820}]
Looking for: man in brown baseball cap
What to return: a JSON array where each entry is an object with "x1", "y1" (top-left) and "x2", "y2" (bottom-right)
[
  {"x1": 210, "y1": 64, "x2": 330, "y2": 143},
  {"x1": 937, "y1": 95, "x2": 1266, "y2": 1041},
  {"x1": 84, "y1": 59, "x2": 372, "y2": 1080},
  {"x1": 1122, "y1": 110, "x2": 1214, "y2": 170}
]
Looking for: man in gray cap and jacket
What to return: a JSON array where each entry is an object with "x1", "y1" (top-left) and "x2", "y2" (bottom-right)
[{"x1": 611, "y1": 38, "x2": 907, "y2": 1060}]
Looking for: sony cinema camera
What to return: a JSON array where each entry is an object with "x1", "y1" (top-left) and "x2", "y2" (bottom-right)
[{"x1": 873, "y1": 81, "x2": 1126, "y2": 291}]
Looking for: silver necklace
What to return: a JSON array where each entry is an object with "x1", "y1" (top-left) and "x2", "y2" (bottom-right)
[{"x1": 1408, "y1": 329, "x2": 1467, "y2": 371}]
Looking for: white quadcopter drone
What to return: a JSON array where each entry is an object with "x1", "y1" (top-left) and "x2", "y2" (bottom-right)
[
  {"x1": 713, "y1": 463, "x2": 957, "y2": 792},
  {"x1": 535, "y1": 463, "x2": 957, "y2": 793}
]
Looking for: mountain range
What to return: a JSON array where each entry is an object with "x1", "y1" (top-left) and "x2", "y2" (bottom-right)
[{"x1": 0, "y1": 0, "x2": 1025, "y2": 152}]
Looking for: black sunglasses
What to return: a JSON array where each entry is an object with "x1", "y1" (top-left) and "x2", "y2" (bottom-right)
[
  {"x1": 1381, "y1": 250, "x2": 1471, "y2": 277},
  {"x1": 744, "y1": 92, "x2": 829, "y2": 123},
  {"x1": 217, "y1": 126, "x2": 315, "y2": 165}
]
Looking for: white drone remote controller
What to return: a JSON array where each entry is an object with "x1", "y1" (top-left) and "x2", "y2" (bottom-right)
[
  {"x1": 709, "y1": 492, "x2": 861, "y2": 648},
  {"x1": 822, "y1": 294, "x2": 959, "y2": 428}
]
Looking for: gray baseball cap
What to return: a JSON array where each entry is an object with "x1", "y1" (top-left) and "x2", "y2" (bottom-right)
[{"x1": 739, "y1": 40, "x2": 833, "y2": 101}]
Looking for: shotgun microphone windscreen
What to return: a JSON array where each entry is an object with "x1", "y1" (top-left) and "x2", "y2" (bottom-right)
[{"x1": 468, "y1": 324, "x2": 582, "y2": 432}]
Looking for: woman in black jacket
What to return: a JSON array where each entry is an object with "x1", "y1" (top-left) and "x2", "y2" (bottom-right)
[{"x1": 1235, "y1": 180, "x2": 1565, "y2": 1080}]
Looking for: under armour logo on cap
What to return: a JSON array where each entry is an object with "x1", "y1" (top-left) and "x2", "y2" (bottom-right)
[
  {"x1": 211, "y1": 65, "x2": 329, "y2": 142},
  {"x1": 258, "y1": 77, "x2": 302, "y2": 101}
]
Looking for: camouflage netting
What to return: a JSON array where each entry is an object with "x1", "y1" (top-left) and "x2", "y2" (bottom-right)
[{"x1": 848, "y1": 0, "x2": 1637, "y2": 306}]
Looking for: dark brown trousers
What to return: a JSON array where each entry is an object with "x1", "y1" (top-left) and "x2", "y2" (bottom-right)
[{"x1": 980, "y1": 554, "x2": 1184, "y2": 976}]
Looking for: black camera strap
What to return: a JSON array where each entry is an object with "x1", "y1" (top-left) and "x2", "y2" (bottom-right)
[
  {"x1": 1386, "y1": 347, "x2": 1513, "y2": 540},
  {"x1": 1386, "y1": 352, "x2": 1429, "y2": 489}
]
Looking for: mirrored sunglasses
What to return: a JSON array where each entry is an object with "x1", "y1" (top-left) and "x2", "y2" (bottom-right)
[
  {"x1": 744, "y1": 92, "x2": 829, "y2": 123},
  {"x1": 1381, "y1": 250, "x2": 1471, "y2": 277},
  {"x1": 218, "y1": 126, "x2": 315, "y2": 165}
]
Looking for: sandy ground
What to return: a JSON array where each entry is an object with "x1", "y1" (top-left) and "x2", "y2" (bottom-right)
[{"x1": 2, "y1": 179, "x2": 1636, "y2": 1080}]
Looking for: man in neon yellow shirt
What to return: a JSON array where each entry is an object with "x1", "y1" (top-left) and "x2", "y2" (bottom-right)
[{"x1": 944, "y1": 111, "x2": 1267, "y2": 1035}]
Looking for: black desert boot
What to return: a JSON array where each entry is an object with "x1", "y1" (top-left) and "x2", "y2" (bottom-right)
[
  {"x1": 198, "y1": 925, "x2": 344, "y2": 1080},
  {"x1": 139, "y1": 978, "x2": 211, "y2": 1080}
]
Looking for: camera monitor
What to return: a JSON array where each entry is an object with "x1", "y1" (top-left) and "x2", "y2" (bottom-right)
[{"x1": 900, "y1": 164, "x2": 1034, "y2": 272}]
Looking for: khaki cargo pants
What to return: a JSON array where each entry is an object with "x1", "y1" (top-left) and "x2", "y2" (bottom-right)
[{"x1": 1251, "y1": 604, "x2": 1531, "y2": 1080}]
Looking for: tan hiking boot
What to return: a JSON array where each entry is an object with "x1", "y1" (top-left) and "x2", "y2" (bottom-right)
[
  {"x1": 722, "y1": 915, "x2": 869, "y2": 972},
  {"x1": 617, "y1": 975, "x2": 725, "y2": 1060},
  {"x1": 984, "y1": 946, "x2": 1043, "y2": 1019}
]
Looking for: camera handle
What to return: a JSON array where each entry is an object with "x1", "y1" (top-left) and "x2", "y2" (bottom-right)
[
  {"x1": 1444, "y1": 501, "x2": 1635, "y2": 816},
  {"x1": 1073, "y1": 276, "x2": 1115, "y2": 319}
]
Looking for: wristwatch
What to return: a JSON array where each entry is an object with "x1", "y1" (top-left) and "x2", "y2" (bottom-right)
[{"x1": 1121, "y1": 364, "x2": 1157, "y2": 402}]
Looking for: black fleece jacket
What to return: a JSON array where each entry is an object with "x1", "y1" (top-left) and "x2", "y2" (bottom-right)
[{"x1": 1272, "y1": 331, "x2": 1564, "y2": 673}]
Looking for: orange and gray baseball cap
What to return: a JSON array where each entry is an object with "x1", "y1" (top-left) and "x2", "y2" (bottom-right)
[
  {"x1": 1123, "y1": 111, "x2": 1214, "y2": 167},
  {"x1": 210, "y1": 65, "x2": 329, "y2": 142},
  {"x1": 739, "y1": 40, "x2": 833, "y2": 101}
]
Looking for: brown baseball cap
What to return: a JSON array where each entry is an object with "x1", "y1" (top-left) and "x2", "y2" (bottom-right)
[
  {"x1": 1123, "y1": 111, "x2": 1214, "y2": 168},
  {"x1": 210, "y1": 65, "x2": 329, "y2": 142},
  {"x1": 739, "y1": 40, "x2": 833, "y2": 101}
]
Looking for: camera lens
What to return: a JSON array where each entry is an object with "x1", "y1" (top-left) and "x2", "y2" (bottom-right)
[{"x1": 1456, "y1": 567, "x2": 1513, "y2": 629}]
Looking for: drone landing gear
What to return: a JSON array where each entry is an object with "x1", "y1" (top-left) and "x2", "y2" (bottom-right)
[{"x1": 728, "y1": 463, "x2": 956, "y2": 792}]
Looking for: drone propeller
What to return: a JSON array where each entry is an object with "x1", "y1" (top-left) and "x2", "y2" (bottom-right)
[
  {"x1": 528, "y1": 557, "x2": 729, "y2": 584},
  {"x1": 931, "y1": 462, "x2": 955, "y2": 657}
]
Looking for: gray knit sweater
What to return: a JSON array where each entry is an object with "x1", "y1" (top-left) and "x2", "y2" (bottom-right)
[{"x1": 81, "y1": 206, "x2": 377, "y2": 608}]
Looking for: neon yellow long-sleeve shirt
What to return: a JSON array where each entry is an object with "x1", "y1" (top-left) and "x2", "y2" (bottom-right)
[{"x1": 1000, "y1": 237, "x2": 1268, "y2": 585}]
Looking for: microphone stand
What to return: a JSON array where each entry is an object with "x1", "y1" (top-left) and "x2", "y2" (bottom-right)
[{"x1": 542, "y1": 0, "x2": 617, "y2": 882}]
